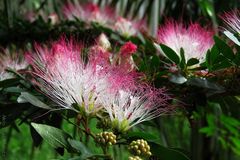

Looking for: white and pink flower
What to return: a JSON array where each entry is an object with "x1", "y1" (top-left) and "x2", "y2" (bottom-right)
[
  {"x1": 157, "y1": 21, "x2": 214, "y2": 63},
  {"x1": 26, "y1": 38, "x2": 138, "y2": 115},
  {"x1": 0, "y1": 49, "x2": 28, "y2": 81},
  {"x1": 114, "y1": 17, "x2": 144, "y2": 37},
  {"x1": 100, "y1": 84, "x2": 171, "y2": 131},
  {"x1": 220, "y1": 10, "x2": 240, "y2": 46},
  {"x1": 27, "y1": 37, "x2": 171, "y2": 128},
  {"x1": 117, "y1": 41, "x2": 137, "y2": 71},
  {"x1": 63, "y1": 2, "x2": 115, "y2": 26},
  {"x1": 26, "y1": 38, "x2": 111, "y2": 115}
]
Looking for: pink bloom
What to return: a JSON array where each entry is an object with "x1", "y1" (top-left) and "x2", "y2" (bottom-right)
[
  {"x1": 100, "y1": 84, "x2": 171, "y2": 131},
  {"x1": 157, "y1": 21, "x2": 214, "y2": 62},
  {"x1": 0, "y1": 49, "x2": 28, "y2": 81},
  {"x1": 114, "y1": 17, "x2": 145, "y2": 37},
  {"x1": 27, "y1": 37, "x2": 172, "y2": 128},
  {"x1": 120, "y1": 41, "x2": 137, "y2": 57},
  {"x1": 63, "y1": 2, "x2": 115, "y2": 26},
  {"x1": 26, "y1": 38, "x2": 112, "y2": 115},
  {"x1": 117, "y1": 42, "x2": 137, "y2": 71},
  {"x1": 26, "y1": 38, "x2": 138, "y2": 116},
  {"x1": 220, "y1": 10, "x2": 240, "y2": 46}
]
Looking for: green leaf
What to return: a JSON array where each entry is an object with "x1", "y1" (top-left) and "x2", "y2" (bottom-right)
[
  {"x1": 0, "y1": 78, "x2": 19, "y2": 88},
  {"x1": 223, "y1": 30, "x2": 240, "y2": 46},
  {"x1": 187, "y1": 78, "x2": 224, "y2": 92},
  {"x1": 149, "y1": 142, "x2": 190, "y2": 160},
  {"x1": 17, "y1": 92, "x2": 51, "y2": 109},
  {"x1": 31, "y1": 123, "x2": 72, "y2": 150},
  {"x1": 199, "y1": 127, "x2": 215, "y2": 136},
  {"x1": 150, "y1": 55, "x2": 161, "y2": 70},
  {"x1": 214, "y1": 36, "x2": 235, "y2": 60},
  {"x1": 67, "y1": 139, "x2": 93, "y2": 158},
  {"x1": 187, "y1": 58, "x2": 199, "y2": 66},
  {"x1": 212, "y1": 59, "x2": 232, "y2": 71},
  {"x1": 3, "y1": 87, "x2": 25, "y2": 93},
  {"x1": 206, "y1": 45, "x2": 219, "y2": 70},
  {"x1": 179, "y1": 48, "x2": 186, "y2": 69},
  {"x1": 220, "y1": 115, "x2": 240, "y2": 127},
  {"x1": 160, "y1": 44, "x2": 180, "y2": 64},
  {"x1": 169, "y1": 74, "x2": 187, "y2": 84},
  {"x1": 231, "y1": 137, "x2": 240, "y2": 150},
  {"x1": 209, "y1": 45, "x2": 219, "y2": 62}
]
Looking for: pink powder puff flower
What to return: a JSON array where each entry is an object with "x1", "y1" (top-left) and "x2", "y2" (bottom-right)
[
  {"x1": 120, "y1": 41, "x2": 137, "y2": 57},
  {"x1": 220, "y1": 10, "x2": 240, "y2": 46},
  {"x1": 117, "y1": 41, "x2": 137, "y2": 71},
  {"x1": 26, "y1": 38, "x2": 114, "y2": 115},
  {"x1": 157, "y1": 21, "x2": 214, "y2": 63},
  {"x1": 0, "y1": 49, "x2": 28, "y2": 81},
  {"x1": 26, "y1": 38, "x2": 139, "y2": 117},
  {"x1": 63, "y1": 2, "x2": 115, "y2": 27},
  {"x1": 114, "y1": 17, "x2": 145, "y2": 37},
  {"x1": 100, "y1": 84, "x2": 172, "y2": 132}
]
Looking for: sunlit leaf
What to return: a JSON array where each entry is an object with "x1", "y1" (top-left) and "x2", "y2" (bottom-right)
[
  {"x1": 17, "y1": 92, "x2": 51, "y2": 109},
  {"x1": 160, "y1": 44, "x2": 180, "y2": 64},
  {"x1": 31, "y1": 123, "x2": 72, "y2": 150}
]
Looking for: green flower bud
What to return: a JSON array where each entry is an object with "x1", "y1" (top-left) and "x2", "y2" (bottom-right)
[
  {"x1": 95, "y1": 132, "x2": 117, "y2": 146},
  {"x1": 128, "y1": 139, "x2": 152, "y2": 157}
]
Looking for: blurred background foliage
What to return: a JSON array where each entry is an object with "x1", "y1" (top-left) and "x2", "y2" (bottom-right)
[{"x1": 0, "y1": 0, "x2": 240, "y2": 160}]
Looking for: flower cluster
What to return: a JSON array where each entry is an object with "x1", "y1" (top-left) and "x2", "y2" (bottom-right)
[
  {"x1": 27, "y1": 37, "x2": 171, "y2": 130},
  {"x1": 128, "y1": 139, "x2": 152, "y2": 157},
  {"x1": 157, "y1": 21, "x2": 214, "y2": 63},
  {"x1": 0, "y1": 49, "x2": 28, "y2": 81},
  {"x1": 95, "y1": 131, "x2": 117, "y2": 146},
  {"x1": 63, "y1": 2, "x2": 144, "y2": 37}
]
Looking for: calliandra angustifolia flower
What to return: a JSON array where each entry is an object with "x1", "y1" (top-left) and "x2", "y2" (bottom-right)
[
  {"x1": 100, "y1": 84, "x2": 171, "y2": 132},
  {"x1": 114, "y1": 17, "x2": 145, "y2": 37},
  {"x1": 220, "y1": 10, "x2": 240, "y2": 46},
  {"x1": 157, "y1": 21, "x2": 214, "y2": 63},
  {"x1": 63, "y1": 2, "x2": 115, "y2": 26},
  {"x1": 0, "y1": 49, "x2": 28, "y2": 81},
  {"x1": 26, "y1": 38, "x2": 113, "y2": 116},
  {"x1": 115, "y1": 41, "x2": 137, "y2": 71}
]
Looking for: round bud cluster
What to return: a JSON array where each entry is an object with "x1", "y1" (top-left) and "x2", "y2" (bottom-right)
[
  {"x1": 96, "y1": 118, "x2": 112, "y2": 130},
  {"x1": 128, "y1": 156, "x2": 143, "y2": 160},
  {"x1": 128, "y1": 139, "x2": 152, "y2": 157},
  {"x1": 95, "y1": 132, "x2": 117, "y2": 146}
]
